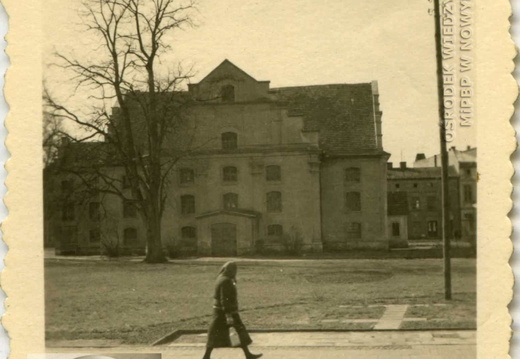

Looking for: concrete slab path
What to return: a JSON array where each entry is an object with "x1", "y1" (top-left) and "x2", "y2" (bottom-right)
[
  {"x1": 48, "y1": 330, "x2": 476, "y2": 359},
  {"x1": 373, "y1": 304, "x2": 408, "y2": 329}
]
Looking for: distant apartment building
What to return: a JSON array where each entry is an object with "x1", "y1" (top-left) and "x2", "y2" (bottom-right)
[
  {"x1": 387, "y1": 162, "x2": 461, "y2": 240},
  {"x1": 414, "y1": 146, "x2": 477, "y2": 240},
  {"x1": 45, "y1": 60, "x2": 390, "y2": 256}
]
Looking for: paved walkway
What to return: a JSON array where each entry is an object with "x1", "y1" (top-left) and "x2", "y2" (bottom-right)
[
  {"x1": 373, "y1": 304, "x2": 408, "y2": 329},
  {"x1": 48, "y1": 331, "x2": 476, "y2": 359}
]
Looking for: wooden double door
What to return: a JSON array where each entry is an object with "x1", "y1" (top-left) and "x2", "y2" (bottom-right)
[{"x1": 211, "y1": 223, "x2": 237, "y2": 257}]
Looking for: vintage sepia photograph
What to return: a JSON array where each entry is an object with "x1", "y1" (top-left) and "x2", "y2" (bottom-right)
[{"x1": 39, "y1": 0, "x2": 480, "y2": 358}]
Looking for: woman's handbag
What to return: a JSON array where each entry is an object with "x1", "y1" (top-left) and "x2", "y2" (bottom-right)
[{"x1": 229, "y1": 325, "x2": 242, "y2": 347}]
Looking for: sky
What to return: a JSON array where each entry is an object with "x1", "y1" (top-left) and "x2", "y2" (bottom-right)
[{"x1": 44, "y1": 0, "x2": 476, "y2": 164}]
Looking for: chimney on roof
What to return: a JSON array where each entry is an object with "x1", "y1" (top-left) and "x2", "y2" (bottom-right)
[
  {"x1": 467, "y1": 145, "x2": 471, "y2": 151},
  {"x1": 434, "y1": 155, "x2": 438, "y2": 167},
  {"x1": 387, "y1": 162, "x2": 393, "y2": 170},
  {"x1": 400, "y1": 161, "x2": 407, "y2": 170},
  {"x1": 415, "y1": 153, "x2": 426, "y2": 162}
]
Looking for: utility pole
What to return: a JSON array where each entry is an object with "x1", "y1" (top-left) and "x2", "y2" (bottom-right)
[{"x1": 433, "y1": 0, "x2": 452, "y2": 300}]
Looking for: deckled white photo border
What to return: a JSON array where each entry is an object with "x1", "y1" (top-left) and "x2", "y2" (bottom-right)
[{"x1": 0, "y1": 1, "x2": 517, "y2": 358}]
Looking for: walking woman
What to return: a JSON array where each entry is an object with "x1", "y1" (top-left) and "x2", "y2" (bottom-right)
[{"x1": 203, "y1": 261, "x2": 262, "y2": 359}]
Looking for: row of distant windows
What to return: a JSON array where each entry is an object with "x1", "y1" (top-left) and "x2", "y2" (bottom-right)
[
  {"x1": 64, "y1": 190, "x2": 357, "y2": 221},
  {"x1": 394, "y1": 182, "x2": 435, "y2": 189},
  {"x1": 176, "y1": 224, "x2": 285, "y2": 241},
  {"x1": 180, "y1": 165, "x2": 282, "y2": 184},
  {"x1": 61, "y1": 166, "x2": 360, "y2": 194},
  {"x1": 180, "y1": 191, "x2": 283, "y2": 214}
]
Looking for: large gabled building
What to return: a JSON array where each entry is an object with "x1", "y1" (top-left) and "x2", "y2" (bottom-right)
[{"x1": 46, "y1": 60, "x2": 390, "y2": 256}]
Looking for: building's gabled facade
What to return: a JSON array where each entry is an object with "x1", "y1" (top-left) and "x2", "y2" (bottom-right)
[{"x1": 46, "y1": 60, "x2": 390, "y2": 256}]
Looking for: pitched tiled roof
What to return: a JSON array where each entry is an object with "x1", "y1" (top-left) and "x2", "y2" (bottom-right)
[
  {"x1": 272, "y1": 83, "x2": 378, "y2": 155},
  {"x1": 387, "y1": 166, "x2": 458, "y2": 179}
]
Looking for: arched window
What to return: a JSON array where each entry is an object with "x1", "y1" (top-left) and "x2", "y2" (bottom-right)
[
  {"x1": 123, "y1": 228, "x2": 138, "y2": 245},
  {"x1": 266, "y1": 165, "x2": 281, "y2": 181},
  {"x1": 123, "y1": 200, "x2": 137, "y2": 218},
  {"x1": 266, "y1": 191, "x2": 282, "y2": 212},
  {"x1": 345, "y1": 191, "x2": 361, "y2": 211},
  {"x1": 223, "y1": 166, "x2": 238, "y2": 182},
  {"x1": 223, "y1": 193, "x2": 239, "y2": 209},
  {"x1": 346, "y1": 222, "x2": 362, "y2": 239},
  {"x1": 221, "y1": 85, "x2": 235, "y2": 103},
  {"x1": 267, "y1": 224, "x2": 283, "y2": 237},
  {"x1": 181, "y1": 195, "x2": 195, "y2": 214},
  {"x1": 345, "y1": 167, "x2": 361, "y2": 182},
  {"x1": 181, "y1": 226, "x2": 197, "y2": 241},
  {"x1": 89, "y1": 202, "x2": 101, "y2": 221},
  {"x1": 89, "y1": 229, "x2": 101, "y2": 243},
  {"x1": 221, "y1": 132, "x2": 238, "y2": 150},
  {"x1": 179, "y1": 168, "x2": 195, "y2": 184}
]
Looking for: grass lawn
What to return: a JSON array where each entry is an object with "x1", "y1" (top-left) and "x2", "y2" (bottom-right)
[{"x1": 44, "y1": 258, "x2": 476, "y2": 344}]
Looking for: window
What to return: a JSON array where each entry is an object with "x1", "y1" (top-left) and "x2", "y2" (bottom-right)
[
  {"x1": 60, "y1": 225, "x2": 77, "y2": 244},
  {"x1": 266, "y1": 165, "x2": 281, "y2": 181},
  {"x1": 413, "y1": 183, "x2": 419, "y2": 188},
  {"x1": 411, "y1": 197, "x2": 421, "y2": 210},
  {"x1": 395, "y1": 184, "x2": 400, "y2": 189},
  {"x1": 89, "y1": 229, "x2": 100, "y2": 243},
  {"x1": 345, "y1": 191, "x2": 361, "y2": 211},
  {"x1": 223, "y1": 193, "x2": 239, "y2": 209},
  {"x1": 346, "y1": 222, "x2": 362, "y2": 239},
  {"x1": 221, "y1": 132, "x2": 238, "y2": 150},
  {"x1": 345, "y1": 167, "x2": 361, "y2": 182},
  {"x1": 221, "y1": 85, "x2": 235, "y2": 103},
  {"x1": 121, "y1": 175, "x2": 131, "y2": 189},
  {"x1": 123, "y1": 228, "x2": 138, "y2": 245},
  {"x1": 180, "y1": 168, "x2": 195, "y2": 184},
  {"x1": 61, "y1": 179, "x2": 73, "y2": 193},
  {"x1": 123, "y1": 200, "x2": 137, "y2": 218},
  {"x1": 392, "y1": 222, "x2": 401, "y2": 237},
  {"x1": 181, "y1": 226, "x2": 197, "y2": 242},
  {"x1": 427, "y1": 221, "x2": 438, "y2": 237},
  {"x1": 463, "y1": 184, "x2": 473, "y2": 203},
  {"x1": 62, "y1": 201, "x2": 75, "y2": 221},
  {"x1": 181, "y1": 195, "x2": 195, "y2": 214},
  {"x1": 223, "y1": 166, "x2": 238, "y2": 182},
  {"x1": 267, "y1": 191, "x2": 282, "y2": 212},
  {"x1": 267, "y1": 224, "x2": 283, "y2": 237},
  {"x1": 89, "y1": 202, "x2": 101, "y2": 221},
  {"x1": 466, "y1": 169, "x2": 471, "y2": 176},
  {"x1": 426, "y1": 196, "x2": 436, "y2": 211}
]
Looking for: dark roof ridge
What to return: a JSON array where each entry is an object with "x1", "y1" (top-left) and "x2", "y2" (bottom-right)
[{"x1": 272, "y1": 82, "x2": 373, "y2": 90}]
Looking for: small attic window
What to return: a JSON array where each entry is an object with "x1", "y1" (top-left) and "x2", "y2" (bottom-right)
[{"x1": 221, "y1": 85, "x2": 235, "y2": 103}]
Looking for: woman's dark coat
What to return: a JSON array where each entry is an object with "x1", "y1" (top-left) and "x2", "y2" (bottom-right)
[{"x1": 206, "y1": 262, "x2": 253, "y2": 348}]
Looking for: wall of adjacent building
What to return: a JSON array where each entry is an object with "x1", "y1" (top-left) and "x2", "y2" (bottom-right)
[
  {"x1": 320, "y1": 155, "x2": 388, "y2": 250},
  {"x1": 387, "y1": 177, "x2": 461, "y2": 240}
]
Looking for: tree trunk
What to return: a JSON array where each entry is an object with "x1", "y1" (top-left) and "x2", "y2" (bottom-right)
[{"x1": 144, "y1": 208, "x2": 166, "y2": 263}]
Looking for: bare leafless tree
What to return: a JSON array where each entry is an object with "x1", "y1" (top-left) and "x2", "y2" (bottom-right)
[{"x1": 45, "y1": 0, "x2": 198, "y2": 263}]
